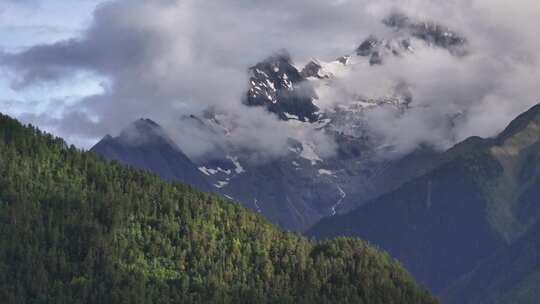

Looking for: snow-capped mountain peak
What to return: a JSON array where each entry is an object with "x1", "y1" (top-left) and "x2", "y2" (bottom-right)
[
  {"x1": 244, "y1": 51, "x2": 320, "y2": 122},
  {"x1": 95, "y1": 12, "x2": 471, "y2": 231},
  {"x1": 383, "y1": 12, "x2": 467, "y2": 55}
]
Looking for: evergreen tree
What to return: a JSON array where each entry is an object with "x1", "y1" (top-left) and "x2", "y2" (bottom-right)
[{"x1": 0, "y1": 113, "x2": 438, "y2": 304}]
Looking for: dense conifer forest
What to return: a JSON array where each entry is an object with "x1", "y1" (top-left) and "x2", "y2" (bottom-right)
[{"x1": 0, "y1": 113, "x2": 437, "y2": 304}]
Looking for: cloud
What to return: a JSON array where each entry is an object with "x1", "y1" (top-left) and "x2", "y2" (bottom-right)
[
  {"x1": 414, "y1": 0, "x2": 540, "y2": 150},
  {"x1": 1, "y1": 0, "x2": 540, "y2": 160},
  {"x1": 2, "y1": 0, "x2": 383, "y2": 158},
  {"x1": 312, "y1": 0, "x2": 540, "y2": 155}
]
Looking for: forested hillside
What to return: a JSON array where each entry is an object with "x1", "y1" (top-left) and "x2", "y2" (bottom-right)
[{"x1": 0, "y1": 113, "x2": 437, "y2": 304}]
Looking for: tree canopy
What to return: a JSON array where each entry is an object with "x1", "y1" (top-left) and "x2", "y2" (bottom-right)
[{"x1": 0, "y1": 113, "x2": 437, "y2": 304}]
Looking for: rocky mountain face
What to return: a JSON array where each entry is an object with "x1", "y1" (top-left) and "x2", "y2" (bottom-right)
[
  {"x1": 245, "y1": 51, "x2": 320, "y2": 123},
  {"x1": 383, "y1": 12, "x2": 467, "y2": 55},
  {"x1": 91, "y1": 13, "x2": 469, "y2": 231},
  {"x1": 351, "y1": 11, "x2": 467, "y2": 66},
  {"x1": 197, "y1": 14, "x2": 465, "y2": 231},
  {"x1": 308, "y1": 104, "x2": 540, "y2": 298}
]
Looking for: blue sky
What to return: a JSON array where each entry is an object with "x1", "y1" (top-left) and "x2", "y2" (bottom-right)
[
  {"x1": 1, "y1": 1, "x2": 102, "y2": 50},
  {"x1": 0, "y1": 0, "x2": 106, "y2": 145}
]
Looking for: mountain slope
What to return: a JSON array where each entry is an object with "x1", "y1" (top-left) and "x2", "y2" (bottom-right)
[
  {"x1": 87, "y1": 13, "x2": 471, "y2": 232},
  {"x1": 309, "y1": 149, "x2": 505, "y2": 291},
  {"x1": 202, "y1": 13, "x2": 469, "y2": 231},
  {"x1": 442, "y1": 221, "x2": 540, "y2": 304},
  {"x1": 0, "y1": 113, "x2": 438, "y2": 304},
  {"x1": 91, "y1": 118, "x2": 211, "y2": 192},
  {"x1": 309, "y1": 103, "x2": 540, "y2": 293},
  {"x1": 105, "y1": 114, "x2": 440, "y2": 232}
]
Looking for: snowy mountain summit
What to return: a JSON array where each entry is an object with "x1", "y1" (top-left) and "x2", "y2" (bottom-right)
[
  {"x1": 245, "y1": 50, "x2": 320, "y2": 122},
  {"x1": 244, "y1": 12, "x2": 467, "y2": 130},
  {"x1": 93, "y1": 13, "x2": 469, "y2": 231}
]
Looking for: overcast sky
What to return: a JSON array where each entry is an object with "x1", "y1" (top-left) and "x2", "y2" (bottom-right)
[
  {"x1": 1, "y1": 0, "x2": 539, "y2": 158},
  {"x1": 0, "y1": 0, "x2": 108, "y2": 146}
]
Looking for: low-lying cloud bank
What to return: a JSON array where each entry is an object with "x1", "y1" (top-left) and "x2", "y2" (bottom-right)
[{"x1": 1, "y1": 0, "x2": 539, "y2": 159}]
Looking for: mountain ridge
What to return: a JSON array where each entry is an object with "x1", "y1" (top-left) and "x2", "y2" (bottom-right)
[
  {"x1": 91, "y1": 118, "x2": 212, "y2": 192},
  {"x1": 308, "y1": 103, "x2": 540, "y2": 296},
  {"x1": 90, "y1": 12, "x2": 498, "y2": 235}
]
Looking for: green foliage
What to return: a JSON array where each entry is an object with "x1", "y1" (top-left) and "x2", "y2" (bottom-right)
[{"x1": 0, "y1": 113, "x2": 437, "y2": 304}]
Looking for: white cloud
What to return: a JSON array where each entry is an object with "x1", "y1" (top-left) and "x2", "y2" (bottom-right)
[{"x1": 1, "y1": 0, "x2": 539, "y2": 159}]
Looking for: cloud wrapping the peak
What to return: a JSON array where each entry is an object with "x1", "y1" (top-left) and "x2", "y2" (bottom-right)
[{"x1": 1, "y1": 0, "x2": 540, "y2": 159}]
